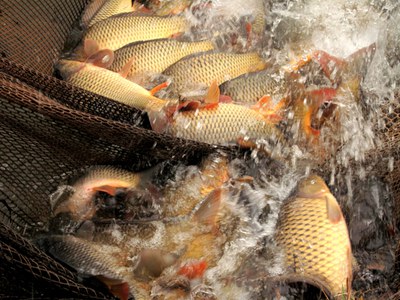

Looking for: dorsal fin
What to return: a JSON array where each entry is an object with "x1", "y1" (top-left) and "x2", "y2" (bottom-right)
[
  {"x1": 192, "y1": 188, "x2": 223, "y2": 226},
  {"x1": 205, "y1": 80, "x2": 220, "y2": 104},
  {"x1": 87, "y1": 49, "x2": 115, "y2": 69},
  {"x1": 325, "y1": 194, "x2": 342, "y2": 224}
]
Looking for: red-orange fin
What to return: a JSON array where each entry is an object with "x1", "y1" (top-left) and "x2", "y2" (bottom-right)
[
  {"x1": 303, "y1": 106, "x2": 320, "y2": 138},
  {"x1": 170, "y1": 32, "x2": 183, "y2": 39},
  {"x1": 192, "y1": 188, "x2": 223, "y2": 225},
  {"x1": 92, "y1": 185, "x2": 119, "y2": 196},
  {"x1": 119, "y1": 57, "x2": 134, "y2": 78},
  {"x1": 84, "y1": 38, "x2": 100, "y2": 58},
  {"x1": 237, "y1": 137, "x2": 257, "y2": 149},
  {"x1": 252, "y1": 95, "x2": 283, "y2": 123},
  {"x1": 312, "y1": 50, "x2": 346, "y2": 82},
  {"x1": 282, "y1": 51, "x2": 313, "y2": 73},
  {"x1": 150, "y1": 81, "x2": 169, "y2": 95},
  {"x1": 109, "y1": 282, "x2": 130, "y2": 300},
  {"x1": 245, "y1": 22, "x2": 252, "y2": 49},
  {"x1": 219, "y1": 94, "x2": 233, "y2": 103},
  {"x1": 325, "y1": 194, "x2": 342, "y2": 224},
  {"x1": 178, "y1": 260, "x2": 207, "y2": 280},
  {"x1": 87, "y1": 49, "x2": 114, "y2": 69},
  {"x1": 205, "y1": 80, "x2": 220, "y2": 104}
]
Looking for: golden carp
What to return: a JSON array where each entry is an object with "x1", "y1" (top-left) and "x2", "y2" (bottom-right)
[
  {"x1": 109, "y1": 39, "x2": 215, "y2": 80},
  {"x1": 81, "y1": 0, "x2": 108, "y2": 28},
  {"x1": 162, "y1": 51, "x2": 268, "y2": 95},
  {"x1": 36, "y1": 234, "x2": 148, "y2": 300},
  {"x1": 83, "y1": 13, "x2": 189, "y2": 51},
  {"x1": 151, "y1": 82, "x2": 282, "y2": 148},
  {"x1": 52, "y1": 166, "x2": 145, "y2": 221},
  {"x1": 219, "y1": 68, "x2": 289, "y2": 104},
  {"x1": 87, "y1": 0, "x2": 134, "y2": 28},
  {"x1": 56, "y1": 56, "x2": 171, "y2": 112},
  {"x1": 275, "y1": 175, "x2": 352, "y2": 299}
]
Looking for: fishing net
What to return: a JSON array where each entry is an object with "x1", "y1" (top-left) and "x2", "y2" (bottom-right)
[{"x1": 0, "y1": 0, "x2": 399, "y2": 299}]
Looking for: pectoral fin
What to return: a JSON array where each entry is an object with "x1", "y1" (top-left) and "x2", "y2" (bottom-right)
[
  {"x1": 325, "y1": 194, "x2": 342, "y2": 224},
  {"x1": 87, "y1": 49, "x2": 115, "y2": 69}
]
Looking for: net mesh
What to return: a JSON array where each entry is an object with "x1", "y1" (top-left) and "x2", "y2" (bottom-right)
[{"x1": 0, "y1": 0, "x2": 399, "y2": 298}]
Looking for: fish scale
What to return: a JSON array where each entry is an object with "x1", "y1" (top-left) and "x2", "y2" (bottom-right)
[
  {"x1": 163, "y1": 51, "x2": 268, "y2": 94},
  {"x1": 275, "y1": 178, "x2": 352, "y2": 299},
  {"x1": 110, "y1": 39, "x2": 215, "y2": 78},
  {"x1": 83, "y1": 13, "x2": 189, "y2": 51},
  {"x1": 58, "y1": 59, "x2": 169, "y2": 111},
  {"x1": 220, "y1": 69, "x2": 288, "y2": 104},
  {"x1": 88, "y1": 0, "x2": 133, "y2": 27},
  {"x1": 166, "y1": 103, "x2": 281, "y2": 145}
]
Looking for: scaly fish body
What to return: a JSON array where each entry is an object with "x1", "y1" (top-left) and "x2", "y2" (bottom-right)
[
  {"x1": 220, "y1": 69, "x2": 289, "y2": 104},
  {"x1": 88, "y1": 0, "x2": 133, "y2": 27},
  {"x1": 165, "y1": 103, "x2": 282, "y2": 145},
  {"x1": 110, "y1": 39, "x2": 215, "y2": 78},
  {"x1": 57, "y1": 59, "x2": 169, "y2": 111},
  {"x1": 81, "y1": 0, "x2": 108, "y2": 28},
  {"x1": 147, "y1": 0, "x2": 193, "y2": 16},
  {"x1": 275, "y1": 175, "x2": 352, "y2": 299},
  {"x1": 83, "y1": 13, "x2": 189, "y2": 51},
  {"x1": 53, "y1": 166, "x2": 142, "y2": 221},
  {"x1": 37, "y1": 234, "x2": 149, "y2": 300},
  {"x1": 163, "y1": 51, "x2": 268, "y2": 95}
]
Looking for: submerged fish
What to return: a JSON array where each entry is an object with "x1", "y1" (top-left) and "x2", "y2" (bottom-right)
[
  {"x1": 56, "y1": 55, "x2": 171, "y2": 112},
  {"x1": 109, "y1": 39, "x2": 215, "y2": 80},
  {"x1": 275, "y1": 175, "x2": 352, "y2": 299},
  {"x1": 52, "y1": 166, "x2": 146, "y2": 221},
  {"x1": 87, "y1": 0, "x2": 134, "y2": 27},
  {"x1": 83, "y1": 13, "x2": 189, "y2": 51},
  {"x1": 162, "y1": 51, "x2": 268, "y2": 95}
]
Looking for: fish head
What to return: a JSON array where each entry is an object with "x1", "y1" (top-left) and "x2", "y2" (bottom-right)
[
  {"x1": 297, "y1": 175, "x2": 329, "y2": 198},
  {"x1": 55, "y1": 59, "x2": 86, "y2": 80}
]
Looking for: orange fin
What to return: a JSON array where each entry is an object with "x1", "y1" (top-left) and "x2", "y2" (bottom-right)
[
  {"x1": 252, "y1": 95, "x2": 283, "y2": 123},
  {"x1": 150, "y1": 81, "x2": 169, "y2": 95},
  {"x1": 252, "y1": 95, "x2": 272, "y2": 110},
  {"x1": 306, "y1": 88, "x2": 337, "y2": 106},
  {"x1": 119, "y1": 57, "x2": 134, "y2": 78},
  {"x1": 192, "y1": 188, "x2": 223, "y2": 225},
  {"x1": 282, "y1": 51, "x2": 313, "y2": 73},
  {"x1": 205, "y1": 80, "x2": 220, "y2": 104},
  {"x1": 92, "y1": 185, "x2": 119, "y2": 196},
  {"x1": 325, "y1": 194, "x2": 342, "y2": 224},
  {"x1": 109, "y1": 282, "x2": 130, "y2": 300},
  {"x1": 87, "y1": 49, "x2": 114, "y2": 69},
  {"x1": 170, "y1": 32, "x2": 183, "y2": 39},
  {"x1": 245, "y1": 22, "x2": 252, "y2": 49},
  {"x1": 312, "y1": 50, "x2": 346, "y2": 82},
  {"x1": 303, "y1": 106, "x2": 320, "y2": 138},
  {"x1": 84, "y1": 38, "x2": 100, "y2": 58},
  {"x1": 237, "y1": 137, "x2": 257, "y2": 149},
  {"x1": 178, "y1": 260, "x2": 207, "y2": 280}
]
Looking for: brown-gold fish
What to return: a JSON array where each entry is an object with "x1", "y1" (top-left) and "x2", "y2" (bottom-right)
[
  {"x1": 87, "y1": 0, "x2": 134, "y2": 27},
  {"x1": 81, "y1": 0, "x2": 108, "y2": 28},
  {"x1": 56, "y1": 56, "x2": 171, "y2": 112},
  {"x1": 275, "y1": 175, "x2": 352, "y2": 299},
  {"x1": 109, "y1": 39, "x2": 215, "y2": 79},
  {"x1": 83, "y1": 13, "x2": 189, "y2": 51},
  {"x1": 151, "y1": 82, "x2": 282, "y2": 147},
  {"x1": 162, "y1": 51, "x2": 268, "y2": 95},
  {"x1": 52, "y1": 166, "x2": 145, "y2": 221}
]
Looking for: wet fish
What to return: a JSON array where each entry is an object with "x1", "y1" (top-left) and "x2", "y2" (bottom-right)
[
  {"x1": 275, "y1": 175, "x2": 352, "y2": 299},
  {"x1": 219, "y1": 68, "x2": 289, "y2": 104},
  {"x1": 109, "y1": 39, "x2": 215, "y2": 80},
  {"x1": 87, "y1": 0, "x2": 134, "y2": 28},
  {"x1": 162, "y1": 51, "x2": 268, "y2": 95},
  {"x1": 81, "y1": 0, "x2": 108, "y2": 28},
  {"x1": 56, "y1": 56, "x2": 171, "y2": 112},
  {"x1": 36, "y1": 234, "x2": 148, "y2": 300},
  {"x1": 52, "y1": 166, "x2": 145, "y2": 221},
  {"x1": 151, "y1": 82, "x2": 282, "y2": 148},
  {"x1": 83, "y1": 13, "x2": 189, "y2": 51}
]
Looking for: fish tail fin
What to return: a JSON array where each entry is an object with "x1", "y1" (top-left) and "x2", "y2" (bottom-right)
[
  {"x1": 192, "y1": 188, "x2": 223, "y2": 226},
  {"x1": 150, "y1": 81, "x2": 170, "y2": 95}
]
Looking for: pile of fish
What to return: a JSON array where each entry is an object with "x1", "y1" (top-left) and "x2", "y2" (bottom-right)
[{"x1": 39, "y1": 0, "x2": 390, "y2": 299}]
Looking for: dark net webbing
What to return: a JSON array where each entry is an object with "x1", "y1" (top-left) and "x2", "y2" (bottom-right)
[{"x1": 0, "y1": 0, "x2": 399, "y2": 298}]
